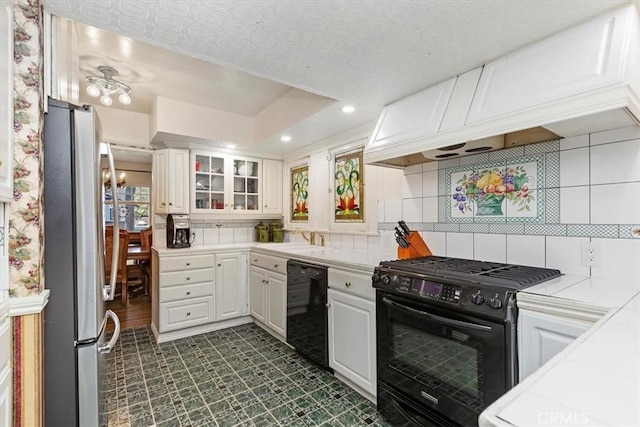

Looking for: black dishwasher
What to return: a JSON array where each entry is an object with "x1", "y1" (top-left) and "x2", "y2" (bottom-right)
[{"x1": 286, "y1": 260, "x2": 330, "y2": 370}]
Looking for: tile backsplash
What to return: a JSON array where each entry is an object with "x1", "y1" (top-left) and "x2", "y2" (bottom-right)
[
  {"x1": 153, "y1": 218, "x2": 277, "y2": 247},
  {"x1": 377, "y1": 126, "x2": 640, "y2": 279}
]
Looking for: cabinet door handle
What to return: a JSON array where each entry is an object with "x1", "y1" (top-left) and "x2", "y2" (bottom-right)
[
  {"x1": 265, "y1": 280, "x2": 269, "y2": 284},
  {"x1": 186, "y1": 277, "x2": 191, "y2": 280},
  {"x1": 264, "y1": 204, "x2": 268, "y2": 208},
  {"x1": 345, "y1": 281, "x2": 351, "y2": 287},
  {"x1": 325, "y1": 303, "x2": 331, "y2": 308},
  {"x1": 186, "y1": 312, "x2": 191, "y2": 316},
  {"x1": 274, "y1": 264, "x2": 278, "y2": 268},
  {"x1": 161, "y1": 202, "x2": 166, "y2": 206},
  {"x1": 169, "y1": 202, "x2": 173, "y2": 206},
  {"x1": 186, "y1": 291, "x2": 191, "y2": 295},
  {"x1": 254, "y1": 259, "x2": 258, "y2": 263},
  {"x1": 186, "y1": 262, "x2": 191, "y2": 266},
  {"x1": 218, "y1": 263, "x2": 222, "y2": 267}
]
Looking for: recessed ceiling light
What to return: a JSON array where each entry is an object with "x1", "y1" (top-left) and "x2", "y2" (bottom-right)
[
  {"x1": 281, "y1": 135, "x2": 291, "y2": 142},
  {"x1": 342, "y1": 105, "x2": 355, "y2": 113}
]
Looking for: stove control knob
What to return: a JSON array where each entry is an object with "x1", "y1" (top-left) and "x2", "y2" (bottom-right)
[
  {"x1": 489, "y1": 297, "x2": 503, "y2": 309},
  {"x1": 372, "y1": 273, "x2": 381, "y2": 283},
  {"x1": 381, "y1": 275, "x2": 391, "y2": 285},
  {"x1": 471, "y1": 293, "x2": 485, "y2": 305}
]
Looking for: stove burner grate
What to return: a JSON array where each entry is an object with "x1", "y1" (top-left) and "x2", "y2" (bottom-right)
[{"x1": 379, "y1": 256, "x2": 561, "y2": 289}]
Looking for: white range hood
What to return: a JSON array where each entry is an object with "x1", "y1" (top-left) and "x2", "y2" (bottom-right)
[{"x1": 365, "y1": 4, "x2": 640, "y2": 168}]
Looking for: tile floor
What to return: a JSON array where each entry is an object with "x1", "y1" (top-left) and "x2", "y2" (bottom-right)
[{"x1": 103, "y1": 324, "x2": 391, "y2": 426}]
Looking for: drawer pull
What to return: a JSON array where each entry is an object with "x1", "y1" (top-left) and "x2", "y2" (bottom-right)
[
  {"x1": 186, "y1": 277, "x2": 191, "y2": 281},
  {"x1": 186, "y1": 312, "x2": 191, "y2": 316},
  {"x1": 325, "y1": 303, "x2": 331, "y2": 308},
  {"x1": 218, "y1": 263, "x2": 222, "y2": 267},
  {"x1": 186, "y1": 262, "x2": 191, "y2": 266},
  {"x1": 345, "y1": 281, "x2": 352, "y2": 287},
  {"x1": 274, "y1": 264, "x2": 279, "y2": 268},
  {"x1": 186, "y1": 291, "x2": 191, "y2": 295},
  {"x1": 254, "y1": 259, "x2": 258, "y2": 262},
  {"x1": 265, "y1": 280, "x2": 269, "y2": 284}
]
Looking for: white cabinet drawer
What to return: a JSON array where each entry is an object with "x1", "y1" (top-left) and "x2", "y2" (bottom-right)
[
  {"x1": 250, "y1": 253, "x2": 287, "y2": 275},
  {"x1": 328, "y1": 269, "x2": 375, "y2": 300},
  {"x1": 160, "y1": 254, "x2": 213, "y2": 272},
  {"x1": 159, "y1": 296, "x2": 214, "y2": 332},
  {"x1": 160, "y1": 268, "x2": 213, "y2": 287},
  {"x1": 160, "y1": 282, "x2": 213, "y2": 303},
  {"x1": 0, "y1": 317, "x2": 9, "y2": 369}
]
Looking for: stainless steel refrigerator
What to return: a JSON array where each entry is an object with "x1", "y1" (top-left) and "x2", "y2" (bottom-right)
[{"x1": 43, "y1": 98, "x2": 121, "y2": 427}]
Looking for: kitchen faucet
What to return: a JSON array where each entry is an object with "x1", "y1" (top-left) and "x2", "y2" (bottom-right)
[
  {"x1": 301, "y1": 231, "x2": 315, "y2": 245},
  {"x1": 301, "y1": 231, "x2": 325, "y2": 246}
]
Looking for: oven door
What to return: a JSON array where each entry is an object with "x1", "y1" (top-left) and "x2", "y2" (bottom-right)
[{"x1": 377, "y1": 292, "x2": 507, "y2": 427}]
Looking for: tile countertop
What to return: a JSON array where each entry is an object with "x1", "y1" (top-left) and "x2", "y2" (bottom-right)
[
  {"x1": 480, "y1": 275, "x2": 640, "y2": 427},
  {"x1": 152, "y1": 242, "x2": 395, "y2": 274}
]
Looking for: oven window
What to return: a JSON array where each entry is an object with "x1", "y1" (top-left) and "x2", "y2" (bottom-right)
[{"x1": 389, "y1": 320, "x2": 485, "y2": 410}]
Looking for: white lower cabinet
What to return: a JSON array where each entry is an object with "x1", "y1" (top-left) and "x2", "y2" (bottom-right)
[
  {"x1": 156, "y1": 253, "x2": 215, "y2": 333},
  {"x1": 152, "y1": 250, "x2": 252, "y2": 342},
  {"x1": 266, "y1": 270, "x2": 286, "y2": 336},
  {"x1": 215, "y1": 252, "x2": 249, "y2": 321},
  {"x1": 249, "y1": 259, "x2": 287, "y2": 338},
  {"x1": 518, "y1": 309, "x2": 592, "y2": 380},
  {"x1": 327, "y1": 287, "x2": 377, "y2": 399}
]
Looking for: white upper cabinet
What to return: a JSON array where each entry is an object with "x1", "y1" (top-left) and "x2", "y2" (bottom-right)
[
  {"x1": 191, "y1": 151, "x2": 263, "y2": 214},
  {"x1": 368, "y1": 77, "x2": 456, "y2": 150},
  {"x1": 154, "y1": 149, "x2": 190, "y2": 214},
  {"x1": 0, "y1": 2, "x2": 13, "y2": 203},
  {"x1": 467, "y1": 5, "x2": 639, "y2": 124},
  {"x1": 261, "y1": 159, "x2": 283, "y2": 215}
]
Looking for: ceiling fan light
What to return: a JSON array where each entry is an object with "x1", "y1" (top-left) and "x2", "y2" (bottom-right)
[
  {"x1": 100, "y1": 95, "x2": 113, "y2": 106},
  {"x1": 86, "y1": 84, "x2": 101, "y2": 98},
  {"x1": 118, "y1": 92, "x2": 131, "y2": 105}
]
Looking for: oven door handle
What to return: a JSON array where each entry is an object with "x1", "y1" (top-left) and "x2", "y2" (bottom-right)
[{"x1": 382, "y1": 297, "x2": 493, "y2": 332}]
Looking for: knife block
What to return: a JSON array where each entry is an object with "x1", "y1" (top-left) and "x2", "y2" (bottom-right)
[{"x1": 397, "y1": 231, "x2": 433, "y2": 259}]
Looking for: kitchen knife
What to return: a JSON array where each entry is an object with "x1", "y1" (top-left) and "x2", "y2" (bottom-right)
[
  {"x1": 398, "y1": 220, "x2": 411, "y2": 236},
  {"x1": 395, "y1": 231, "x2": 409, "y2": 248}
]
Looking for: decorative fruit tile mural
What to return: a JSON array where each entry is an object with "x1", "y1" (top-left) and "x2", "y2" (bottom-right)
[{"x1": 445, "y1": 155, "x2": 546, "y2": 223}]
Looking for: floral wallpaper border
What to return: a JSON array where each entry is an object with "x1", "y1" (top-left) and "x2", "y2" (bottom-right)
[{"x1": 9, "y1": 0, "x2": 43, "y2": 297}]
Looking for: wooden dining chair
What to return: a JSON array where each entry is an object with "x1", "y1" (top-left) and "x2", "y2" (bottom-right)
[
  {"x1": 105, "y1": 226, "x2": 130, "y2": 306},
  {"x1": 140, "y1": 227, "x2": 153, "y2": 295}
]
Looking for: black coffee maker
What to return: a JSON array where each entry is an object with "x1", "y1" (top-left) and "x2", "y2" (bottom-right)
[{"x1": 166, "y1": 214, "x2": 191, "y2": 248}]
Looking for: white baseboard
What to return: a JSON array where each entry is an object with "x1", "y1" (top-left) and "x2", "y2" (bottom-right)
[{"x1": 154, "y1": 316, "x2": 253, "y2": 343}]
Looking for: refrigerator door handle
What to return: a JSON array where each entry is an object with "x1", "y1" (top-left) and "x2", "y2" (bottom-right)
[
  {"x1": 98, "y1": 310, "x2": 120, "y2": 354},
  {"x1": 102, "y1": 143, "x2": 119, "y2": 301}
]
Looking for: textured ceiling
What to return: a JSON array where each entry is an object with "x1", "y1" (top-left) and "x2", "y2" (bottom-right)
[
  {"x1": 75, "y1": 22, "x2": 296, "y2": 116},
  {"x1": 44, "y1": 0, "x2": 631, "y2": 154}
]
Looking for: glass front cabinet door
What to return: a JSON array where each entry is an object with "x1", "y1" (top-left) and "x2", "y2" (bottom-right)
[{"x1": 191, "y1": 151, "x2": 261, "y2": 214}]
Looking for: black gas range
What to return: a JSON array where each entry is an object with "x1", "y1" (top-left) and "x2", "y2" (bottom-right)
[{"x1": 373, "y1": 256, "x2": 561, "y2": 427}]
